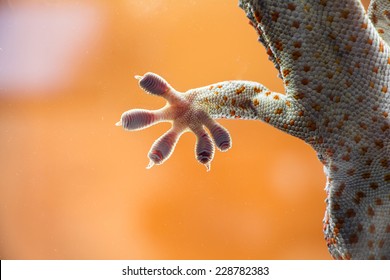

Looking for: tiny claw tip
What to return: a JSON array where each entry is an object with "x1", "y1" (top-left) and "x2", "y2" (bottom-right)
[
  {"x1": 205, "y1": 163, "x2": 211, "y2": 172},
  {"x1": 146, "y1": 160, "x2": 155, "y2": 169},
  {"x1": 115, "y1": 120, "x2": 122, "y2": 126},
  {"x1": 134, "y1": 75, "x2": 142, "y2": 80}
]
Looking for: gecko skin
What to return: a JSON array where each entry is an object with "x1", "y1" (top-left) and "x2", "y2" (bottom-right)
[{"x1": 117, "y1": 0, "x2": 390, "y2": 259}]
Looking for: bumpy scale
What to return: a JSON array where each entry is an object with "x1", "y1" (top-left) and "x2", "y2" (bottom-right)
[{"x1": 117, "y1": 0, "x2": 390, "y2": 259}]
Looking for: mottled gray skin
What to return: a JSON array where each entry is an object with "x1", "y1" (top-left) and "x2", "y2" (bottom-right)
[{"x1": 117, "y1": 0, "x2": 390, "y2": 259}]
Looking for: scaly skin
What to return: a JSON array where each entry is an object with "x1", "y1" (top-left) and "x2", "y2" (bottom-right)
[{"x1": 117, "y1": 0, "x2": 390, "y2": 259}]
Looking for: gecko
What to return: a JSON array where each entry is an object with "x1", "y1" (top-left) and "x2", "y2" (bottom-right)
[{"x1": 116, "y1": 0, "x2": 390, "y2": 259}]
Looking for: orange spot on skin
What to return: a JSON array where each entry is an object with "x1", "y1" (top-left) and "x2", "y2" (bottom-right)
[
  {"x1": 375, "y1": 198, "x2": 383, "y2": 206},
  {"x1": 285, "y1": 101, "x2": 291, "y2": 107},
  {"x1": 335, "y1": 183, "x2": 345, "y2": 197},
  {"x1": 275, "y1": 108, "x2": 283, "y2": 115},
  {"x1": 379, "y1": 41, "x2": 384, "y2": 52},
  {"x1": 271, "y1": 11, "x2": 279, "y2": 22},
  {"x1": 223, "y1": 96, "x2": 228, "y2": 102},
  {"x1": 346, "y1": 209, "x2": 356, "y2": 218},
  {"x1": 349, "y1": 234, "x2": 358, "y2": 244},
  {"x1": 315, "y1": 84, "x2": 323, "y2": 93},
  {"x1": 303, "y1": 65, "x2": 311, "y2": 72},
  {"x1": 342, "y1": 154, "x2": 350, "y2": 161},
  {"x1": 370, "y1": 183, "x2": 379, "y2": 190},
  {"x1": 274, "y1": 40, "x2": 283, "y2": 51},
  {"x1": 333, "y1": 202, "x2": 340, "y2": 210},
  {"x1": 345, "y1": 45, "x2": 352, "y2": 52},
  {"x1": 331, "y1": 165, "x2": 339, "y2": 172},
  {"x1": 340, "y1": 10, "x2": 350, "y2": 19},
  {"x1": 265, "y1": 91, "x2": 271, "y2": 96},
  {"x1": 367, "y1": 206, "x2": 375, "y2": 217},
  {"x1": 294, "y1": 41, "x2": 302, "y2": 48},
  {"x1": 254, "y1": 10, "x2": 262, "y2": 23},
  {"x1": 375, "y1": 139, "x2": 384, "y2": 149},
  {"x1": 373, "y1": 66, "x2": 379, "y2": 73},
  {"x1": 253, "y1": 99, "x2": 259, "y2": 106},
  {"x1": 235, "y1": 85, "x2": 245, "y2": 95},
  {"x1": 231, "y1": 98, "x2": 236, "y2": 106},
  {"x1": 359, "y1": 122, "x2": 368, "y2": 129},
  {"x1": 347, "y1": 169, "x2": 356, "y2": 177},
  {"x1": 287, "y1": 3, "x2": 296, "y2": 11},
  {"x1": 312, "y1": 104, "x2": 321, "y2": 111},
  {"x1": 292, "y1": 50, "x2": 302, "y2": 60},
  {"x1": 316, "y1": 136, "x2": 324, "y2": 144},
  {"x1": 382, "y1": 86, "x2": 388, "y2": 93},
  {"x1": 354, "y1": 135, "x2": 361, "y2": 143},
  {"x1": 328, "y1": 33, "x2": 336, "y2": 40},
  {"x1": 282, "y1": 69, "x2": 291, "y2": 77},
  {"x1": 273, "y1": 95, "x2": 280, "y2": 100},
  {"x1": 292, "y1": 21, "x2": 300, "y2": 28},
  {"x1": 349, "y1": 35, "x2": 357, "y2": 42},
  {"x1": 230, "y1": 110, "x2": 236, "y2": 117},
  {"x1": 360, "y1": 146, "x2": 368, "y2": 155},
  {"x1": 361, "y1": 22, "x2": 368, "y2": 29},
  {"x1": 344, "y1": 253, "x2": 352, "y2": 260},
  {"x1": 294, "y1": 92, "x2": 305, "y2": 100},
  {"x1": 301, "y1": 78, "x2": 309, "y2": 85},
  {"x1": 209, "y1": 85, "x2": 214, "y2": 90},
  {"x1": 307, "y1": 121, "x2": 317, "y2": 131},
  {"x1": 217, "y1": 85, "x2": 222, "y2": 88}
]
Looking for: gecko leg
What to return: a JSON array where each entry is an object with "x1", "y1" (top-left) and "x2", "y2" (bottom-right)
[{"x1": 116, "y1": 72, "x2": 299, "y2": 170}]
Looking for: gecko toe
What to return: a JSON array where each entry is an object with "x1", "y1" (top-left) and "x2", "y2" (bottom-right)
[
  {"x1": 147, "y1": 128, "x2": 183, "y2": 168},
  {"x1": 137, "y1": 72, "x2": 170, "y2": 96},
  {"x1": 193, "y1": 126, "x2": 215, "y2": 170}
]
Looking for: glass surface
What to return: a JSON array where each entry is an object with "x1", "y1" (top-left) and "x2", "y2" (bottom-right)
[{"x1": 0, "y1": 0, "x2": 370, "y2": 259}]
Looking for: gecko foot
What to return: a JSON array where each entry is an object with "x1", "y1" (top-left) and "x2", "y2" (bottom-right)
[{"x1": 116, "y1": 72, "x2": 232, "y2": 171}]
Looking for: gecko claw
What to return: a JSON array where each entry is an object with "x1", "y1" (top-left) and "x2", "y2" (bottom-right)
[{"x1": 146, "y1": 160, "x2": 155, "y2": 170}]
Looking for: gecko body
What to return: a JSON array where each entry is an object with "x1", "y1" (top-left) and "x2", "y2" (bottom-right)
[{"x1": 117, "y1": 0, "x2": 390, "y2": 259}]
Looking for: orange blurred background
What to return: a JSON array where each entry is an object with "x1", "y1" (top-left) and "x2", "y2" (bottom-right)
[{"x1": 0, "y1": 0, "x2": 370, "y2": 259}]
